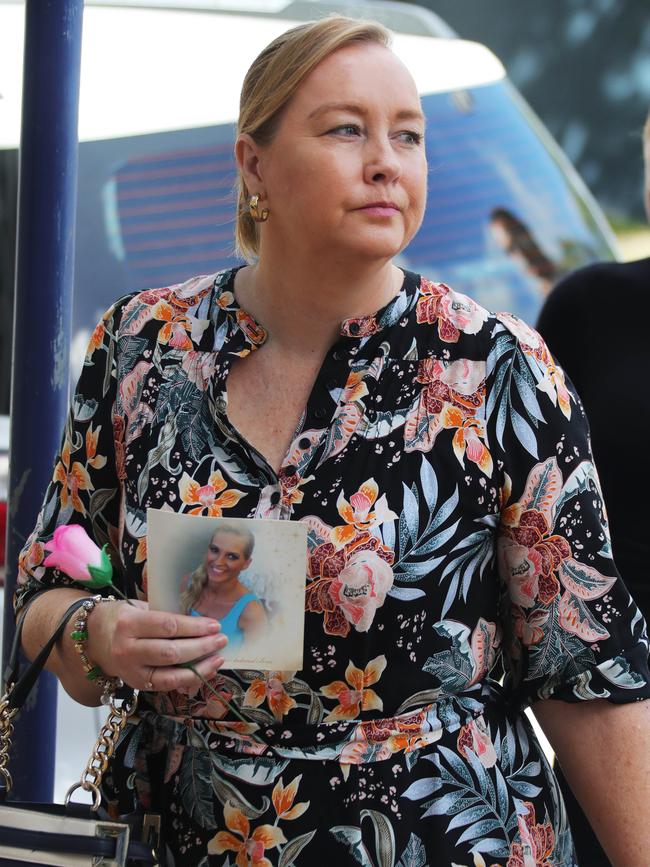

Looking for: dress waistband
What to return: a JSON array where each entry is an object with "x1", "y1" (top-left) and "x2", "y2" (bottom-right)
[{"x1": 134, "y1": 690, "x2": 492, "y2": 766}]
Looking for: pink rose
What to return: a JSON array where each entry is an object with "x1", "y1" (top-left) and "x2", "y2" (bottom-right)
[
  {"x1": 497, "y1": 538, "x2": 542, "y2": 608},
  {"x1": 329, "y1": 550, "x2": 394, "y2": 632},
  {"x1": 44, "y1": 524, "x2": 112, "y2": 586},
  {"x1": 439, "y1": 291, "x2": 489, "y2": 335}
]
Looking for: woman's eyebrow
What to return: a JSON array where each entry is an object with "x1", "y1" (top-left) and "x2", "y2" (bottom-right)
[
  {"x1": 308, "y1": 102, "x2": 424, "y2": 124},
  {"x1": 308, "y1": 101, "x2": 364, "y2": 120}
]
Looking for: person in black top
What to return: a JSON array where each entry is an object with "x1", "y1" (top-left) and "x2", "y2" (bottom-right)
[{"x1": 536, "y1": 109, "x2": 650, "y2": 867}]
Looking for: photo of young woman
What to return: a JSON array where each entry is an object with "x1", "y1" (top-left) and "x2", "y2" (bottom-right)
[{"x1": 180, "y1": 523, "x2": 268, "y2": 651}]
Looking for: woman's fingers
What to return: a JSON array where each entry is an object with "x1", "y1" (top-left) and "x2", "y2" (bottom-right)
[
  {"x1": 84, "y1": 599, "x2": 229, "y2": 692},
  {"x1": 140, "y1": 652, "x2": 225, "y2": 693},
  {"x1": 113, "y1": 605, "x2": 222, "y2": 639},
  {"x1": 136, "y1": 633, "x2": 228, "y2": 667}
]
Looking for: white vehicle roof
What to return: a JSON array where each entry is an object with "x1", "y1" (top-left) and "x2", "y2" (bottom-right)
[{"x1": 0, "y1": 0, "x2": 504, "y2": 147}]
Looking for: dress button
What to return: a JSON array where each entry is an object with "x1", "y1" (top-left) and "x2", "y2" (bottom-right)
[
  {"x1": 298, "y1": 437, "x2": 311, "y2": 450},
  {"x1": 313, "y1": 407, "x2": 327, "y2": 420},
  {"x1": 270, "y1": 491, "x2": 281, "y2": 505},
  {"x1": 332, "y1": 349, "x2": 345, "y2": 361},
  {"x1": 284, "y1": 464, "x2": 297, "y2": 475},
  {"x1": 349, "y1": 322, "x2": 360, "y2": 335},
  {"x1": 325, "y1": 378, "x2": 337, "y2": 390}
]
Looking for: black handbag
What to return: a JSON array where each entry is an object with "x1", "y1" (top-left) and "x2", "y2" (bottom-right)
[{"x1": 0, "y1": 597, "x2": 161, "y2": 866}]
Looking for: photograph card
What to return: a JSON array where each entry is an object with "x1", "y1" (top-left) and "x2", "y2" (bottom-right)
[{"x1": 146, "y1": 509, "x2": 307, "y2": 671}]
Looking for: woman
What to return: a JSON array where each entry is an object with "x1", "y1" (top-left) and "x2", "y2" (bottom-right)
[
  {"x1": 15, "y1": 16, "x2": 650, "y2": 866},
  {"x1": 180, "y1": 524, "x2": 267, "y2": 650},
  {"x1": 489, "y1": 207, "x2": 559, "y2": 295}
]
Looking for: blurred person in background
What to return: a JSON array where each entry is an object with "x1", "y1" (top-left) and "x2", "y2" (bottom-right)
[
  {"x1": 489, "y1": 207, "x2": 598, "y2": 299},
  {"x1": 489, "y1": 207, "x2": 559, "y2": 295},
  {"x1": 536, "y1": 109, "x2": 650, "y2": 867}
]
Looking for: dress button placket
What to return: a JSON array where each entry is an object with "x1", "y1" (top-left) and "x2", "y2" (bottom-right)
[{"x1": 307, "y1": 340, "x2": 352, "y2": 427}]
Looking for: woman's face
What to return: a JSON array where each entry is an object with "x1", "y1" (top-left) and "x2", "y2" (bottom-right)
[
  {"x1": 239, "y1": 42, "x2": 427, "y2": 262},
  {"x1": 205, "y1": 531, "x2": 252, "y2": 585}
]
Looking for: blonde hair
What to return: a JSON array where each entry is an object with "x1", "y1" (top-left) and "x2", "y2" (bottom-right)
[
  {"x1": 235, "y1": 15, "x2": 391, "y2": 261},
  {"x1": 180, "y1": 523, "x2": 255, "y2": 613}
]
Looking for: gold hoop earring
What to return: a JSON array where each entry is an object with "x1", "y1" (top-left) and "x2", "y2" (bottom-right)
[{"x1": 249, "y1": 194, "x2": 269, "y2": 223}]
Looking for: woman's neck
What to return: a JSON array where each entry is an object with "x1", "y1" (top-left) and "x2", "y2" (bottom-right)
[
  {"x1": 234, "y1": 251, "x2": 403, "y2": 357},
  {"x1": 201, "y1": 579, "x2": 246, "y2": 606}
]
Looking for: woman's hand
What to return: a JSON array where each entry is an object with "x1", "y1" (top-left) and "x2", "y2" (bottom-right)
[{"x1": 85, "y1": 599, "x2": 228, "y2": 693}]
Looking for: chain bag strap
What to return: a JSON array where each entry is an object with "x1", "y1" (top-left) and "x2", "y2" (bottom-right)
[
  {"x1": 65, "y1": 691, "x2": 139, "y2": 811},
  {"x1": 0, "y1": 595, "x2": 160, "y2": 866}
]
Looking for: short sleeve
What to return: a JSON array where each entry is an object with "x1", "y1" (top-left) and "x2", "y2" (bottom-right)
[
  {"x1": 14, "y1": 295, "x2": 132, "y2": 613},
  {"x1": 489, "y1": 312, "x2": 650, "y2": 706}
]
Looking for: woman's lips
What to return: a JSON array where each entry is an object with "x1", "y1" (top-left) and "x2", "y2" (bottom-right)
[{"x1": 357, "y1": 203, "x2": 400, "y2": 217}]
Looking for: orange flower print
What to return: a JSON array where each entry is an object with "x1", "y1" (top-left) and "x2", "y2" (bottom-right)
[
  {"x1": 341, "y1": 709, "x2": 438, "y2": 766},
  {"x1": 321, "y1": 656, "x2": 386, "y2": 722},
  {"x1": 498, "y1": 509, "x2": 570, "y2": 609},
  {"x1": 53, "y1": 440, "x2": 93, "y2": 515},
  {"x1": 416, "y1": 279, "x2": 488, "y2": 342},
  {"x1": 340, "y1": 369, "x2": 369, "y2": 403},
  {"x1": 279, "y1": 469, "x2": 314, "y2": 507},
  {"x1": 151, "y1": 300, "x2": 173, "y2": 328},
  {"x1": 134, "y1": 535, "x2": 147, "y2": 564},
  {"x1": 441, "y1": 406, "x2": 493, "y2": 476},
  {"x1": 178, "y1": 470, "x2": 245, "y2": 516},
  {"x1": 216, "y1": 290, "x2": 234, "y2": 309},
  {"x1": 331, "y1": 479, "x2": 397, "y2": 548},
  {"x1": 207, "y1": 802, "x2": 286, "y2": 867},
  {"x1": 506, "y1": 801, "x2": 555, "y2": 867},
  {"x1": 236, "y1": 310, "x2": 267, "y2": 346},
  {"x1": 539, "y1": 355, "x2": 572, "y2": 420},
  {"x1": 272, "y1": 775, "x2": 309, "y2": 821},
  {"x1": 404, "y1": 356, "x2": 487, "y2": 456},
  {"x1": 152, "y1": 300, "x2": 194, "y2": 351},
  {"x1": 85, "y1": 424, "x2": 107, "y2": 470},
  {"x1": 17, "y1": 537, "x2": 45, "y2": 581},
  {"x1": 242, "y1": 671, "x2": 297, "y2": 721},
  {"x1": 86, "y1": 321, "x2": 105, "y2": 357}
]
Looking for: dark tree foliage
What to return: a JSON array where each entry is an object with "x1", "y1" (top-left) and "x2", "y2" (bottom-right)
[{"x1": 420, "y1": 0, "x2": 650, "y2": 221}]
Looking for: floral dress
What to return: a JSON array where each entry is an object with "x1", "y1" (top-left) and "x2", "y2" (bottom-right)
[{"x1": 17, "y1": 267, "x2": 650, "y2": 867}]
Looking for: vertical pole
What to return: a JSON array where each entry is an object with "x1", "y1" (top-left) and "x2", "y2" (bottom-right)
[{"x1": 2, "y1": 0, "x2": 84, "y2": 801}]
